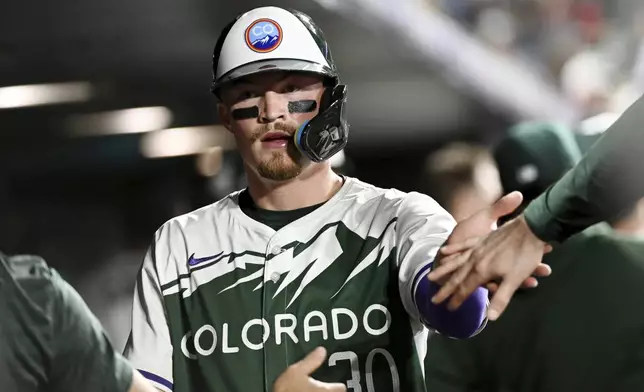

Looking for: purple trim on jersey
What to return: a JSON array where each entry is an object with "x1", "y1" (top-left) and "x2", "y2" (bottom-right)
[
  {"x1": 413, "y1": 266, "x2": 488, "y2": 339},
  {"x1": 412, "y1": 263, "x2": 433, "y2": 292},
  {"x1": 138, "y1": 369, "x2": 173, "y2": 390}
]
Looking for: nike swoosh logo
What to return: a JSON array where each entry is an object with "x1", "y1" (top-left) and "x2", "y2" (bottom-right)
[{"x1": 187, "y1": 251, "x2": 224, "y2": 267}]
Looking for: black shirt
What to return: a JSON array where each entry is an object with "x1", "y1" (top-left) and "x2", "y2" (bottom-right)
[{"x1": 238, "y1": 189, "x2": 325, "y2": 231}]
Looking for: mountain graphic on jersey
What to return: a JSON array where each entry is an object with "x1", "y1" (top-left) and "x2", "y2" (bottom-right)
[
  {"x1": 251, "y1": 35, "x2": 279, "y2": 50},
  {"x1": 163, "y1": 218, "x2": 397, "y2": 308}
]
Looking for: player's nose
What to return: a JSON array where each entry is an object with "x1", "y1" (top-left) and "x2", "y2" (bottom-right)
[{"x1": 259, "y1": 91, "x2": 287, "y2": 123}]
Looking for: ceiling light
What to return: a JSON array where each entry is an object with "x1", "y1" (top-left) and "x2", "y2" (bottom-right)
[
  {"x1": 67, "y1": 106, "x2": 173, "y2": 136},
  {"x1": 0, "y1": 82, "x2": 93, "y2": 109}
]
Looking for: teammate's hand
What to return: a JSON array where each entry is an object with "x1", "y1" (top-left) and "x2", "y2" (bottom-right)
[
  {"x1": 273, "y1": 347, "x2": 347, "y2": 392},
  {"x1": 432, "y1": 191, "x2": 550, "y2": 288},
  {"x1": 428, "y1": 213, "x2": 550, "y2": 321}
]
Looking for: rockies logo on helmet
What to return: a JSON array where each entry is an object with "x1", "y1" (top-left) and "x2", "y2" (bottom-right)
[{"x1": 245, "y1": 18, "x2": 283, "y2": 53}]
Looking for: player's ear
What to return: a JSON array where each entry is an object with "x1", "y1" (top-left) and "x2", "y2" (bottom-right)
[{"x1": 217, "y1": 103, "x2": 233, "y2": 132}]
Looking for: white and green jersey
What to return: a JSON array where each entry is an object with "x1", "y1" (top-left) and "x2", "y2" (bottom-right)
[{"x1": 124, "y1": 177, "x2": 455, "y2": 392}]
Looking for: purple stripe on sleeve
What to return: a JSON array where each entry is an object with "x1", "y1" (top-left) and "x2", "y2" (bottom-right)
[
  {"x1": 413, "y1": 266, "x2": 488, "y2": 339},
  {"x1": 138, "y1": 369, "x2": 173, "y2": 390}
]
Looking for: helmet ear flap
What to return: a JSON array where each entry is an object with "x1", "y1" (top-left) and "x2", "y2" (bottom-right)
[{"x1": 295, "y1": 84, "x2": 349, "y2": 163}]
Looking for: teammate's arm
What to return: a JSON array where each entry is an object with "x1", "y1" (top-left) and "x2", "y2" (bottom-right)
[
  {"x1": 395, "y1": 192, "x2": 488, "y2": 339},
  {"x1": 48, "y1": 269, "x2": 153, "y2": 392},
  {"x1": 524, "y1": 95, "x2": 644, "y2": 242},
  {"x1": 123, "y1": 235, "x2": 175, "y2": 392}
]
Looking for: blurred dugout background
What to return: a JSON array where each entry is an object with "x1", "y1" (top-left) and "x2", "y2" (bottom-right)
[{"x1": 0, "y1": 0, "x2": 642, "y2": 351}]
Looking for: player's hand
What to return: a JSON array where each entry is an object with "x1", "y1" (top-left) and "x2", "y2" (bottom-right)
[
  {"x1": 428, "y1": 213, "x2": 550, "y2": 321},
  {"x1": 432, "y1": 191, "x2": 550, "y2": 289},
  {"x1": 273, "y1": 347, "x2": 347, "y2": 392}
]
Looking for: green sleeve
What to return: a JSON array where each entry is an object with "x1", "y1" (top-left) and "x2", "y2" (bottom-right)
[
  {"x1": 524, "y1": 96, "x2": 644, "y2": 242},
  {"x1": 49, "y1": 270, "x2": 134, "y2": 392}
]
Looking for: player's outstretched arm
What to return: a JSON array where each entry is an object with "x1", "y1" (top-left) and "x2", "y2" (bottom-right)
[
  {"x1": 427, "y1": 193, "x2": 552, "y2": 321},
  {"x1": 393, "y1": 192, "x2": 484, "y2": 339},
  {"x1": 430, "y1": 213, "x2": 550, "y2": 321},
  {"x1": 420, "y1": 193, "x2": 550, "y2": 335},
  {"x1": 397, "y1": 192, "x2": 549, "y2": 338},
  {"x1": 273, "y1": 347, "x2": 347, "y2": 392},
  {"x1": 524, "y1": 95, "x2": 644, "y2": 243}
]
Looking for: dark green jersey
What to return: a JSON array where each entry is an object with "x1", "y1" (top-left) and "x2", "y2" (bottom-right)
[
  {"x1": 124, "y1": 177, "x2": 456, "y2": 392},
  {"x1": 0, "y1": 253, "x2": 133, "y2": 392},
  {"x1": 424, "y1": 225, "x2": 644, "y2": 392},
  {"x1": 524, "y1": 95, "x2": 644, "y2": 242}
]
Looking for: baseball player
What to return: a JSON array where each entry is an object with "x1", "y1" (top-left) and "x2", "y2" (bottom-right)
[
  {"x1": 121, "y1": 6, "x2": 513, "y2": 392},
  {"x1": 0, "y1": 252, "x2": 156, "y2": 392},
  {"x1": 429, "y1": 93, "x2": 644, "y2": 320}
]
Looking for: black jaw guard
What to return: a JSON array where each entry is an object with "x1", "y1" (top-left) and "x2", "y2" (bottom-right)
[{"x1": 294, "y1": 84, "x2": 349, "y2": 163}]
